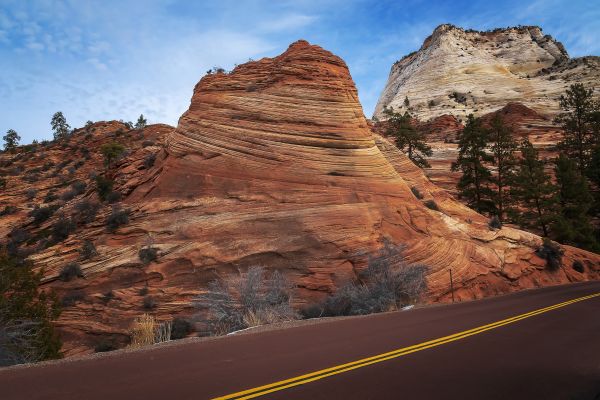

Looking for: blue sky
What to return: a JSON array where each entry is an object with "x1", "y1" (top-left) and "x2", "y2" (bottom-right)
[{"x1": 1, "y1": 0, "x2": 599, "y2": 143}]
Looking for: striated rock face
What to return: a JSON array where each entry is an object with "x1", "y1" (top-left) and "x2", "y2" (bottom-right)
[
  {"x1": 4, "y1": 40, "x2": 598, "y2": 357},
  {"x1": 374, "y1": 24, "x2": 600, "y2": 121}
]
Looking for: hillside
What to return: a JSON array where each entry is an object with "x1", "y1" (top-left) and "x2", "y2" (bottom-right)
[
  {"x1": 374, "y1": 24, "x2": 600, "y2": 121},
  {"x1": 1, "y1": 40, "x2": 598, "y2": 357}
]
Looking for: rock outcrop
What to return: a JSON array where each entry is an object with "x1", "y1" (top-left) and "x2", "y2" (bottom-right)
[
  {"x1": 2, "y1": 40, "x2": 599, "y2": 357},
  {"x1": 374, "y1": 24, "x2": 600, "y2": 120}
]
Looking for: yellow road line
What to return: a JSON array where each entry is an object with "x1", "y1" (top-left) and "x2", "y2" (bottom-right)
[{"x1": 213, "y1": 292, "x2": 600, "y2": 400}]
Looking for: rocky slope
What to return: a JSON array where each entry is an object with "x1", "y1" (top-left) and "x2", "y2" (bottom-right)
[
  {"x1": 2, "y1": 40, "x2": 599, "y2": 357},
  {"x1": 374, "y1": 24, "x2": 600, "y2": 121}
]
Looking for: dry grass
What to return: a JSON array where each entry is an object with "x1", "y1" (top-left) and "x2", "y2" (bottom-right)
[{"x1": 129, "y1": 314, "x2": 172, "y2": 348}]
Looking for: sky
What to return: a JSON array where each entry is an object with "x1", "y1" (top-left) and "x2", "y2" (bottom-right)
[{"x1": 1, "y1": 0, "x2": 599, "y2": 144}]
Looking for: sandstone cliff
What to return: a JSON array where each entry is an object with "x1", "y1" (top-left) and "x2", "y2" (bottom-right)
[
  {"x1": 374, "y1": 24, "x2": 600, "y2": 120},
  {"x1": 2, "y1": 40, "x2": 598, "y2": 357}
]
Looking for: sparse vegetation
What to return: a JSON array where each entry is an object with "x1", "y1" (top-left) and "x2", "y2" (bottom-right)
[
  {"x1": 536, "y1": 238, "x2": 563, "y2": 271},
  {"x1": 129, "y1": 314, "x2": 171, "y2": 348},
  {"x1": 424, "y1": 199, "x2": 439, "y2": 211},
  {"x1": 79, "y1": 240, "x2": 97, "y2": 260},
  {"x1": 51, "y1": 215, "x2": 76, "y2": 242},
  {"x1": 138, "y1": 247, "x2": 158, "y2": 264},
  {"x1": 142, "y1": 295, "x2": 157, "y2": 310},
  {"x1": 144, "y1": 153, "x2": 156, "y2": 169},
  {"x1": 193, "y1": 266, "x2": 296, "y2": 336},
  {"x1": 100, "y1": 142, "x2": 126, "y2": 169},
  {"x1": 58, "y1": 263, "x2": 83, "y2": 282},
  {"x1": 572, "y1": 260, "x2": 585, "y2": 273},
  {"x1": 106, "y1": 207, "x2": 130, "y2": 232},
  {"x1": 170, "y1": 317, "x2": 193, "y2": 340},
  {"x1": 30, "y1": 205, "x2": 59, "y2": 224},
  {"x1": 411, "y1": 187, "x2": 424, "y2": 199},
  {"x1": 0, "y1": 251, "x2": 61, "y2": 366},
  {"x1": 488, "y1": 215, "x2": 502, "y2": 230},
  {"x1": 95, "y1": 175, "x2": 114, "y2": 201},
  {"x1": 313, "y1": 240, "x2": 427, "y2": 317},
  {"x1": 74, "y1": 199, "x2": 100, "y2": 223}
]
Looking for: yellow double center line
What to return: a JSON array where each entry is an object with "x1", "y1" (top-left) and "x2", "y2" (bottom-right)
[{"x1": 214, "y1": 292, "x2": 600, "y2": 400}]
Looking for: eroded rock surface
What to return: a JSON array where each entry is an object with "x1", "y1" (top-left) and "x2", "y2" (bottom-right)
[{"x1": 375, "y1": 24, "x2": 600, "y2": 121}]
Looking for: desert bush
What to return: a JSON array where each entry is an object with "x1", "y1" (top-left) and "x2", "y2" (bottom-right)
[
  {"x1": 101, "y1": 290, "x2": 114, "y2": 304},
  {"x1": 142, "y1": 140, "x2": 154, "y2": 148},
  {"x1": 94, "y1": 338, "x2": 118, "y2": 353},
  {"x1": 572, "y1": 260, "x2": 585, "y2": 273},
  {"x1": 411, "y1": 187, "x2": 424, "y2": 200},
  {"x1": 143, "y1": 295, "x2": 156, "y2": 310},
  {"x1": 138, "y1": 247, "x2": 158, "y2": 264},
  {"x1": 317, "y1": 240, "x2": 428, "y2": 317},
  {"x1": 59, "y1": 263, "x2": 83, "y2": 282},
  {"x1": 79, "y1": 240, "x2": 98, "y2": 260},
  {"x1": 106, "y1": 191, "x2": 121, "y2": 203},
  {"x1": 129, "y1": 314, "x2": 171, "y2": 348},
  {"x1": 536, "y1": 238, "x2": 563, "y2": 271},
  {"x1": 70, "y1": 181, "x2": 86, "y2": 195},
  {"x1": 43, "y1": 190, "x2": 58, "y2": 203},
  {"x1": 95, "y1": 175, "x2": 113, "y2": 201},
  {"x1": 194, "y1": 267, "x2": 296, "y2": 336},
  {"x1": 25, "y1": 189, "x2": 37, "y2": 200},
  {"x1": 60, "y1": 189, "x2": 77, "y2": 202},
  {"x1": 170, "y1": 317, "x2": 193, "y2": 340},
  {"x1": 424, "y1": 199, "x2": 439, "y2": 211},
  {"x1": 51, "y1": 215, "x2": 76, "y2": 242},
  {"x1": 488, "y1": 216, "x2": 502, "y2": 230},
  {"x1": 30, "y1": 205, "x2": 59, "y2": 224},
  {"x1": 0, "y1": 205, "x2": 17, "y2": 216},
  {"x1": 60, "y1": 291, "x2": 85, "y2": 306},
  {"x1": 74, "y1": 199, "x2": 99, "y2": 223},
  {"x1": 138, "y1": 285, "x2": 149, "y2": 296},
  {"x1": 143, "y1": 153, "x2": 156, "y2": 169},
  {"x1": 106, "y1": 207, "x2": 130, "y2": 232}
]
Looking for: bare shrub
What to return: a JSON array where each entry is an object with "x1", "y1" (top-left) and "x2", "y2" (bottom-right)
[
  {"x1": 424, "y1": 199, "x2": 440, "y2": 211},
  {"x1": 411, "y1": 186, "x2": 424, "y2": 200},
  {"x1": 79, "y1": 240, "x2": 97, "y2": 259},
  {"x1": 193, "y1": 267, "x2": 296, "y2": 336},
  {"x1": 319, "y1": 240, "x2": 428, "y2": 317},
  {"x1": 142, "y1": 295, "x2": 156, "y2": 310},
  {"x1": 106, "y1": 207, "x2": 129, "y2": 232},
  {"x1": 170, "y1": 317, "x2": 193, "y2": 340},
  {"x1": 74, "y1": 199, "x2": 99, "y2": 223},
  {"x1": 0, "y1": 320, "x2": 45, "y2": 366}
]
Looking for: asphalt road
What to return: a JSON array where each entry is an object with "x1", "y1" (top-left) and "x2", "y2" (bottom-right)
[{"x1": 2, "y1": 281, "x2": 600, "y2": 400}]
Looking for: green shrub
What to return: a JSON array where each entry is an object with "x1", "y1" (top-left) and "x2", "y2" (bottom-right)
[
  {"x1": 106, "y1": 207, "x2": 129, "y2": 232},
  {"x1": 138, "y1": 247, "x2": 158, "y2": 264},
  {"x1": 572, "y1": 260, "x2": 584, "y2": 273},
  {"x1": 411, "y1": 187, "x2": 424, "y2": 200},
  {"x1": 536, "y1": 238, "x2": 563, "y2": 271},
  {"x1": 59, "y1": 263, "x2": 83, "y2": 282},
  {"x1": 424, "y1": 200, "x2": 439, "y2": 211},
  {"x1": 95, "y1": 175, "x2": 113, "y2": 201},
  {"x1": 170, "y1": 317, "x2": 193, "y2": 340}
]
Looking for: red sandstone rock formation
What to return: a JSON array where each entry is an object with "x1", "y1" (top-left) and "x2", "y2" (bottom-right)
[{"x1": 2, "y1": 41, "x2": 598, "y2": 357}]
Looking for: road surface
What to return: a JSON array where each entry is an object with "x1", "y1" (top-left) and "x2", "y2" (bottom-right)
[{"x1": 2, "y1": 281, "x2": 600, "y2": 400}]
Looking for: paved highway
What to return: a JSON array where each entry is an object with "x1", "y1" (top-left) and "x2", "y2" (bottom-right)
[{"x1": 2, "y1": 281, "x2": 599, "y2": 399}]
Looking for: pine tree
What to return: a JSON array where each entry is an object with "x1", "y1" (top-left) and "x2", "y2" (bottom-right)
[
  {"x1": 509, "y1": 139, "x2": 555, "y2": 236},
  {"x1": 489, "y1": 115, "x2": 517, "y2": 221},
  {"x1": 452, "y1": 114, "x2": 495, "y2": 214},
  {"x1": 3, "y1": 129, "x2": 20, "y2": 152},
  {"x1": 0, "y1": 250, "x2": 61, "y2": 366},
  {"x1": 383, "y1": 107, "x2": 432, "y2": 168},
  {"x1": 554, "y1": 84, "x2": 597, "y2": 175},
  {"x1": 50, "y1": 112, "x2": 71, "y2": 140},
  {"x1": 553, "y1": 154, "x2": 599, "y2": 251},
  {"x1": 135, "y1": 114, "x2": 147, "y2": 130}
]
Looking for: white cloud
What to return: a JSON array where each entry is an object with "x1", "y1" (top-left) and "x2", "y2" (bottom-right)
[{"x1": 257, "y1": 14, "x2": 318, "y2": 33}]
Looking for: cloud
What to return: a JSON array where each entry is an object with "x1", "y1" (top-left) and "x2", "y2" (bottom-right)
[{"x1": 257, "y1": 14, "x2": 318, "y2": 33}]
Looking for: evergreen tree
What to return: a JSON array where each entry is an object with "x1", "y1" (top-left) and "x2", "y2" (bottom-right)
[
  {"x1": 383, "y1": 107, "x2": 432, "y2": 168},
  {"x1": 452, "y1": 114, "x2": 495, "y2": 214},
  {"x1": 0, "y1": 250, "x2": 61, "y2": 365},
  {"x1": 135, "y1": 114, "x2": 147, "y2": 130},
  {"x1": 403, "y1": 96, "x2": 410, "y2": 108},
  {"x1": 554, "y1": 84, "x2": 597, "y2": 175},
  {"x1": 488, "y1": 115, "x2": 517, "y2": 221},
  {"x1": 3, "y1": 129, "x2": 20, "y2": 152},
  {"x1": 509, "y1": 139, "x2": 555, "y2": 236},
  {"x1": 552, "y1": 154, "x2": 598, "y2": 251},
  {"x1": 50, "y1": 112, "x2": 70, "y2": 140},
  {"x1": 100, "y1": 142, "x2": 126, "y2": 169}
]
